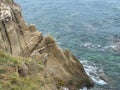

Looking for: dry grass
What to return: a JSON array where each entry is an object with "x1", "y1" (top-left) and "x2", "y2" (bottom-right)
[{"x1": 0, "y1": 50, "x2": 46, "y2": 90}]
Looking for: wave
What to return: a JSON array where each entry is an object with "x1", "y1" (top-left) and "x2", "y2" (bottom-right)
[
  {"x1": 79, "y1": 41, "x2": 120, "y2": 52},
  {"x1": 80, "y1": 60, "x2": 108, "y2": 86}
]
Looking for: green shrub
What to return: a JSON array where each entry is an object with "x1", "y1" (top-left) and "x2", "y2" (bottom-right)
[
  {"x1": 0, "y1": 69, "x2": 5, "y2": 74},
  {"x1": 54, "y1": 77, "x2": 65, "y2": 88}
]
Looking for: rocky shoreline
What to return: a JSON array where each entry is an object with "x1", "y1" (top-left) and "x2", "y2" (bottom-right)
[{"x1": 0, "y1": 0, "x2": 95, "y2": 90}]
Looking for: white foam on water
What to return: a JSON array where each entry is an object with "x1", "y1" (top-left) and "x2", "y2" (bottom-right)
[
  {"x1": 104, "y1": 45, "x2": 117, "y2": 49},
  {"x1": 80, "y1": 60, "x2": 108, "y2": 86},
  {"x1": 83, "y1": 42, "x2": 92, "y2": 47},
  {"x1": 62, "y1": 87, "x2": 69, "y2": 90},
  {"x1": 80, "y1": 42, "x2": 103, "y2": 51}
]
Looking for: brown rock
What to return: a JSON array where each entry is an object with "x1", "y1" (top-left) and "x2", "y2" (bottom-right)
[{"x1": 0, "y1": 0, "x2": 94, "y2": 89}]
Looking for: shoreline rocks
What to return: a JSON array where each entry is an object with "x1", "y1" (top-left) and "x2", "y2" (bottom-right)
[
  {"x1": 0, "y1": 0, "x2": 94, "y2": 89},
  {"x1": 80, "y1": 60, "x2": 108, "y2": 86}
]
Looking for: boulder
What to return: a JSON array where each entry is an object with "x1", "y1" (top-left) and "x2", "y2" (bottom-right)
[{"x1": 18, "y1": 63, "x2": 28, "y2": 77}]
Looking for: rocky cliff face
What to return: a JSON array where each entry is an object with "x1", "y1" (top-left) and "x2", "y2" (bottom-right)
[{"x1": 0, "y1": 0, "x2": 94, "y2": 89}]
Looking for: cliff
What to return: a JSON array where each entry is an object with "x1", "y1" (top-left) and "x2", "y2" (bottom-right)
[{"x1": 0, "y1": 0, "x2": 94, "y2": 90}]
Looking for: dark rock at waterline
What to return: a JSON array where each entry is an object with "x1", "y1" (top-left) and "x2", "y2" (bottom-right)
[
  {"x1": 98, "y1": 70, "x2": 109, "y2": 83},
  {"x1": 113, "y1": 35, "x2": 120, "y2": 42}
]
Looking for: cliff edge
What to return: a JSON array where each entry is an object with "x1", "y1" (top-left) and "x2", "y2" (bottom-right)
[{"x1": 0, "y1": 0, "x2": 94, "y2": 89}]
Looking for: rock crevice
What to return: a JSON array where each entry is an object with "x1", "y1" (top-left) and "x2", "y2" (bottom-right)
[{"x1": 0, "y1": 0, "x2": 94, "y2": 89}]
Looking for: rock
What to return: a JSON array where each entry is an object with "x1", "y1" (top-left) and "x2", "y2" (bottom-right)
[
  {"x1": 98, "y1": 70, "x2": 109, "y2": 82},
  {"x1": 18, "y1": 63, "x2": 28, "y2": 77},
  {"x1": 69, "y1": 86, "x2": 78, "y2": 90},
  {"x1": 0, "y1": 2, "x2": 12, "y2": 21},
  {"x1": 0, "y1": 0, "x2": 94, "y2": 89}
]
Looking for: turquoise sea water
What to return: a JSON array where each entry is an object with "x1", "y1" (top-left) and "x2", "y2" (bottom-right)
[{"x1": 15, "y1": 0, "x2": 120, "y2": 89}]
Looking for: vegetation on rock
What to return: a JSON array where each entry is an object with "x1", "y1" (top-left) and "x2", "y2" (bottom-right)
[{"x1": 0, "y1": 0, "x2": 94, "y2": 89}]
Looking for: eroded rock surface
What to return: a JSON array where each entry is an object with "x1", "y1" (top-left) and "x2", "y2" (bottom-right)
[{"x1": 0, "y1": 0, "x2": 94, "y2": 89}]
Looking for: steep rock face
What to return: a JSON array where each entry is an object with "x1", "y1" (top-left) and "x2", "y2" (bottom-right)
[{"x1": 0, "y1": 0, "x2": 94, "y2": 89}]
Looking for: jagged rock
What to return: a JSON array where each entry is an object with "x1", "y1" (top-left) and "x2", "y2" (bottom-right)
[
  {"x1": 0, "y1": 0, "x2": 94, "y2": 89},
  {"x1": 29, "y1": 24, "x2": 38, "y2": 32}
]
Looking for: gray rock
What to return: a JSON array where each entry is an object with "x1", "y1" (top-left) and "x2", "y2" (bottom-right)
[{"x1": 18, "y1": 63, "x2": 28, "y2": 77}]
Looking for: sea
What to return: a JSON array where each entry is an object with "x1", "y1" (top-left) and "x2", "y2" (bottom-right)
[{"x1": 14, "y1": 0, "x2": 120, "y2": 90}]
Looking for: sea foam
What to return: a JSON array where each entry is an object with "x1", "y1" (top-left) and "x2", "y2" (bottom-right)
[{"x1": 80, "y1": 60, "x2": 108, "y2": 86}]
